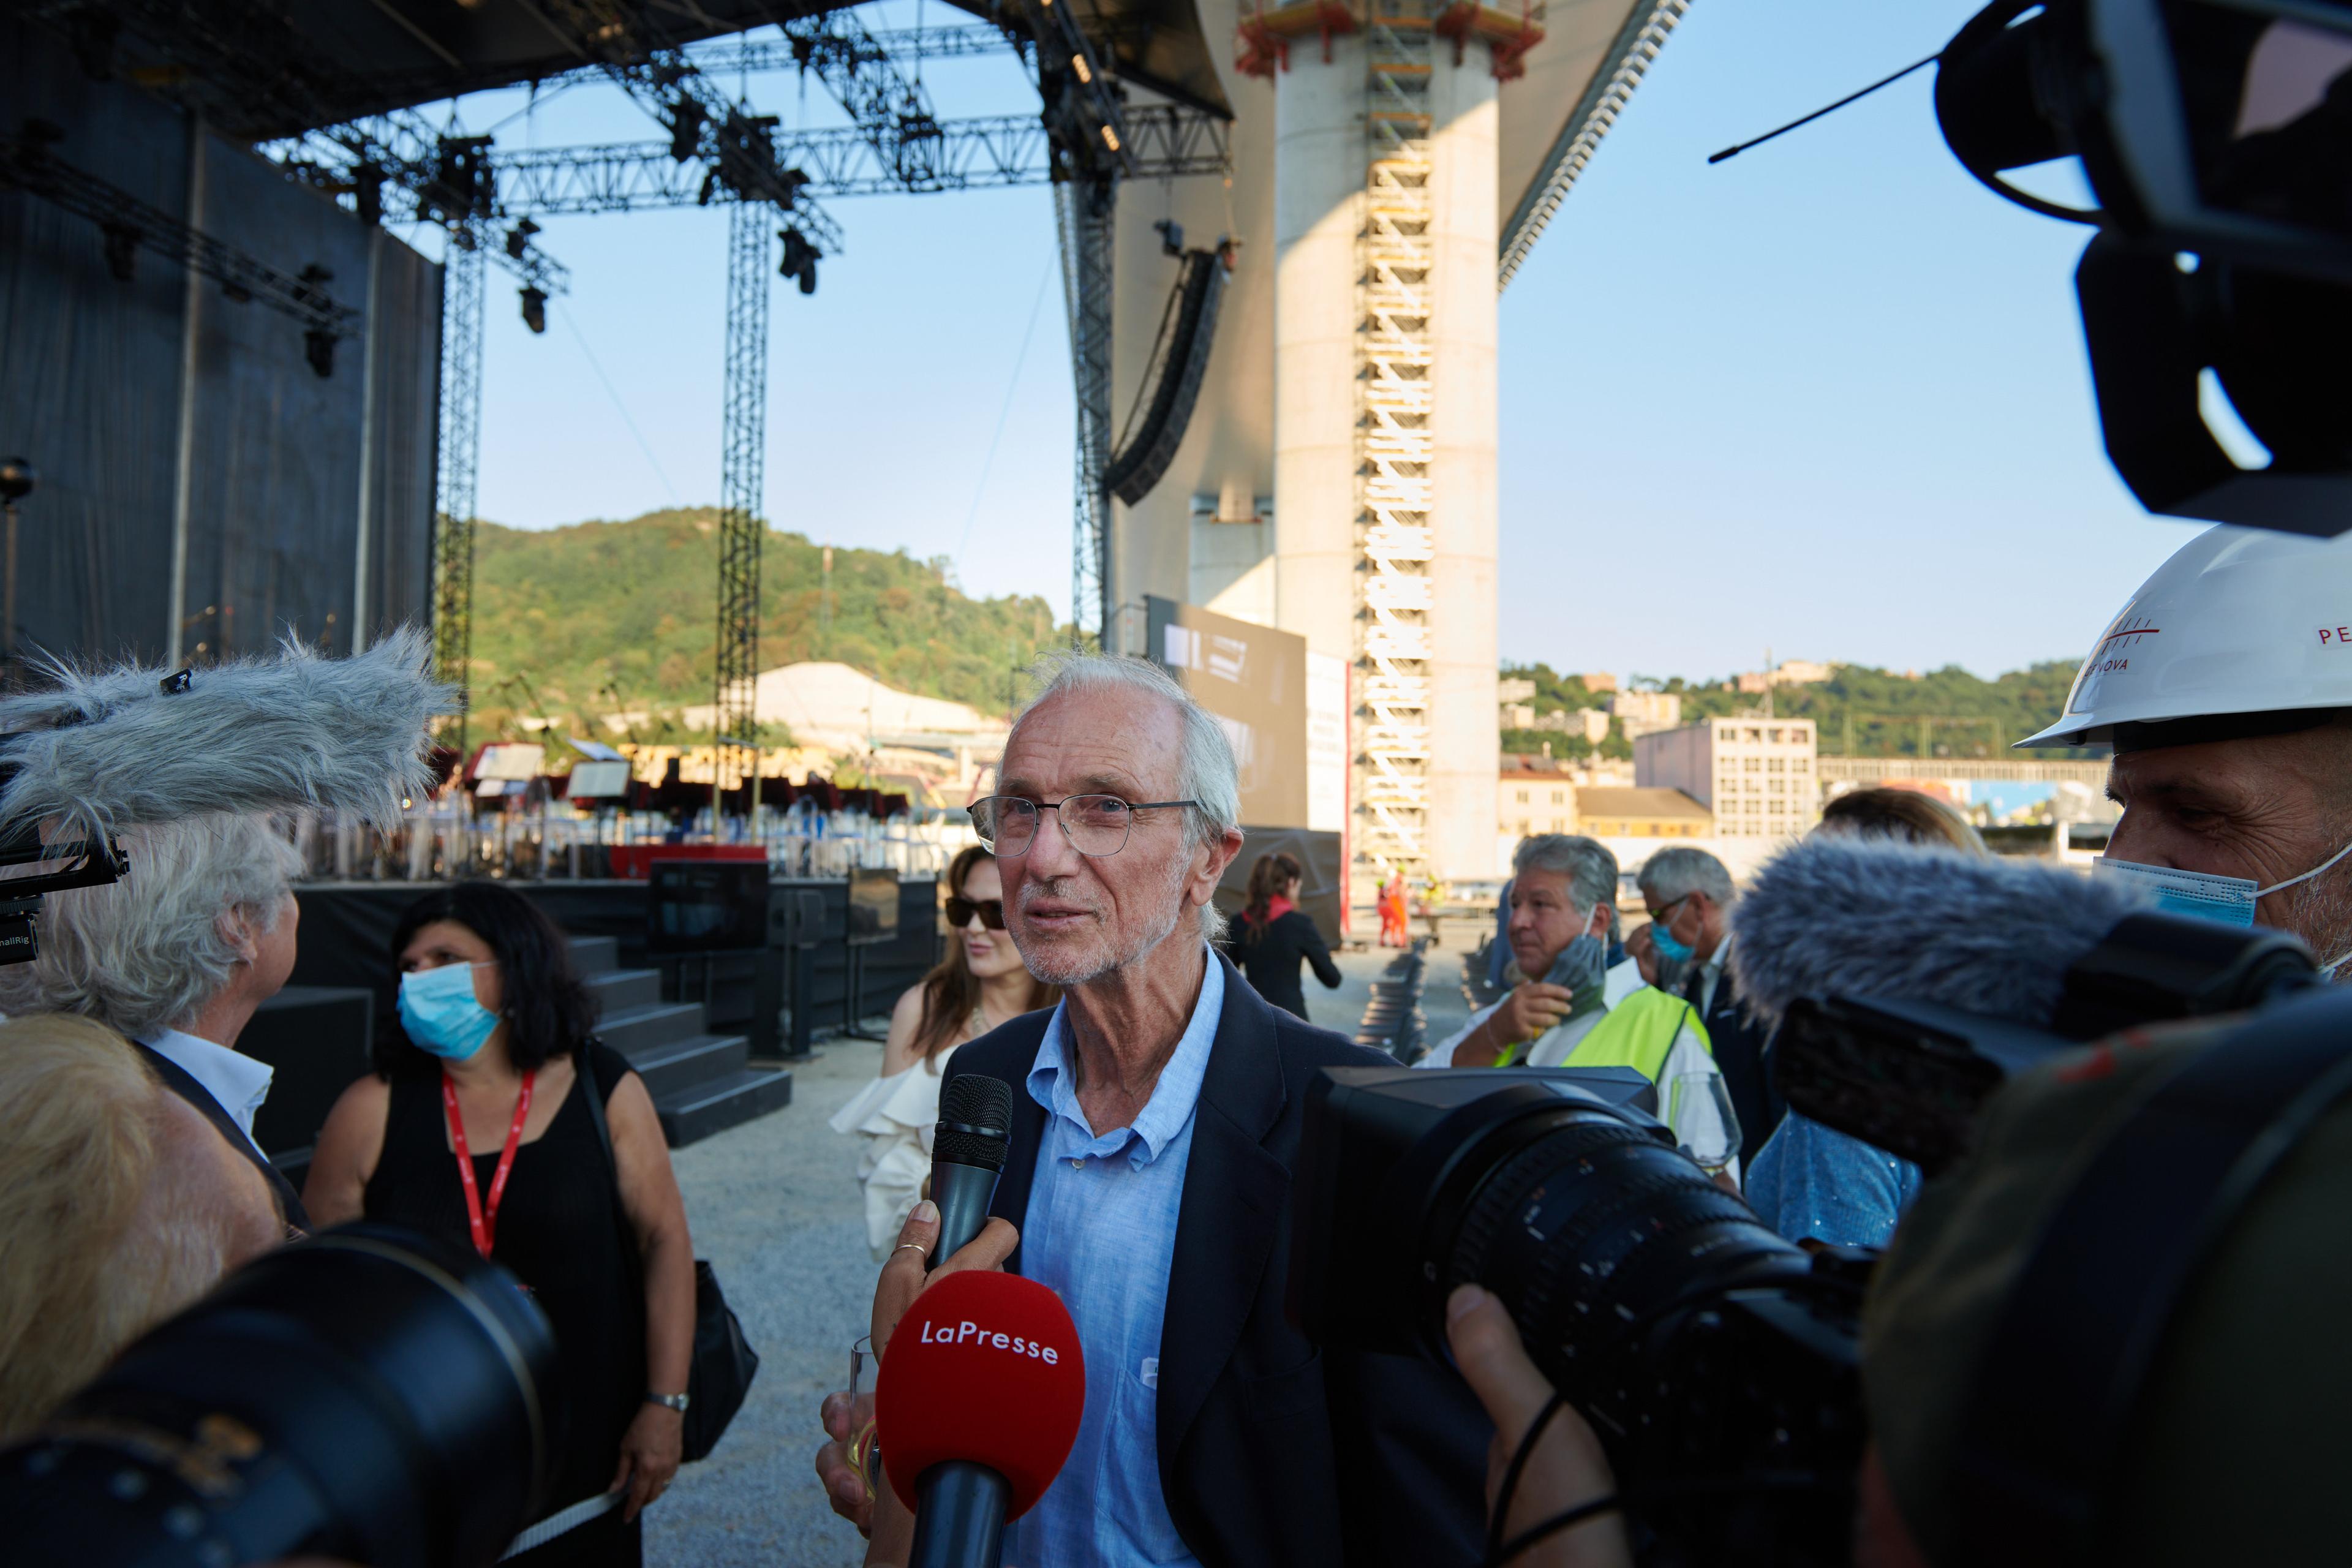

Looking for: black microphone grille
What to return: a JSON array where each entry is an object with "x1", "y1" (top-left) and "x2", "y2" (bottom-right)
[{"x1": 936, "y1": 1073, "x2": 1014, "y2": 1172}]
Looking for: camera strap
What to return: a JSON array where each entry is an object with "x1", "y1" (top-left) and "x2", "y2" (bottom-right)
[{"x1": 1950, "y1": 990, "x2": 2352, "y2": 1565}]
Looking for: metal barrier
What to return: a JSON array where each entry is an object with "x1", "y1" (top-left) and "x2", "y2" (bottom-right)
[{"x1": 1354, "y1": 937, "x2": 1430, "y2": 1063}]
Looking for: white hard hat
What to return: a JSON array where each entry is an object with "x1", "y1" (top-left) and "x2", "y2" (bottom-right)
[{"x1": 2018, "y1": 525, "x2": 2352, "y2": 749}]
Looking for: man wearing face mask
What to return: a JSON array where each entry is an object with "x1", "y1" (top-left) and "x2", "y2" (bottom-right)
[
  {"x1": 1638, "y1": 846, "x2": 1784, "y2": 1153},
  {"x1": 2019, "y1": 525, "x2": 2352, "y2": 976},
  {"x1": 1417, "y1": 835, "x2": 1732, "y2": 1160}
]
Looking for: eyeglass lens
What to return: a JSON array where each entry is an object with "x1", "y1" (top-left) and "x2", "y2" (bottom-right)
[{"x1": 978, "y1": 796, "x2": 1133, "y2": 857}]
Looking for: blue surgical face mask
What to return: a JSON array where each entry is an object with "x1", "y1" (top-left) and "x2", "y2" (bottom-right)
[
  {"x1": 2095, "y1": 838, "x2": 2352, "y2": 930},
  {"x1": 398, "y1": 962, "x2": 500, "y2": 1061},
  {"x1": 1651, "y1": 921, "x2": 1697, "y2": 965}
]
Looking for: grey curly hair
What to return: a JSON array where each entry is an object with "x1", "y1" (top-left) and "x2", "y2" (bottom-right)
[{"x1": 0, "y1": 813, "x2": 303, "y2": 1038}]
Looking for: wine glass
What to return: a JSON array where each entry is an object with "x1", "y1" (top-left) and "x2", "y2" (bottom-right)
[
  {"x1": 1670, "y1": 1072, "x2": 1744, "y2": 1177},
  {"x1": 845, "y1": 1335, "x2": 880, "y2": 1492}
]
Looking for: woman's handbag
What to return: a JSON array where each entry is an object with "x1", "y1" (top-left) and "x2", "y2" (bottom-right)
[{"x1": 580, "y1": 1049, "x2": 758, "y2": 1463}]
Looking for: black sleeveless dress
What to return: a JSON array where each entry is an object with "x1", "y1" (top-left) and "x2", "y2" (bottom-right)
[{"x1": 363, "y1": 1042, "x2": 647, "y2": 1567}]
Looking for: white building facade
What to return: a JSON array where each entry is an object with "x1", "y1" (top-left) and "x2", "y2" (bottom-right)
[{"x1": 1635, "y1": 718, "x2": 1821, "y2": 844}]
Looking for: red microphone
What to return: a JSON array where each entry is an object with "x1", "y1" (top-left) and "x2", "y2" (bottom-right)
[{"x1": 876, "y1": 1270, "x2": 1087, "y2": 1567}]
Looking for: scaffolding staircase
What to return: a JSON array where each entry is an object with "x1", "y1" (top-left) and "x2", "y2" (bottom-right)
[{"x1": 1357, "y1": 4, "x2": 1436, "y2": 883}]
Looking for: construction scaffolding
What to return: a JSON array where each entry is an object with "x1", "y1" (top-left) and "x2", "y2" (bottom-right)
[{"x1": 1355, "y1": 3, "x2": 1436, "y2": 881}]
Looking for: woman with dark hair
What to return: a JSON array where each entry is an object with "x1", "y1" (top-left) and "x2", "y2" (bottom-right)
[
  {"x1": 304, "y1": 883, "x2": 696, "y2": 1568},
  {"x1": 831, "y1": 845, "x2": 1058, "y2": 1259},
  {"x1": 1229, "y1": 850, "x2": 1342, "y2": 1022}
]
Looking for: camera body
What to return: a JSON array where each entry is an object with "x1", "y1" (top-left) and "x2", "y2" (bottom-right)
[{"x1": 1291, "y1": 1066, "x2": 1866, "y2": 1565}]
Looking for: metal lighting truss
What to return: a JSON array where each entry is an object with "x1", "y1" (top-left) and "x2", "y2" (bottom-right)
[
  {"x1": 775, "y1": 9, "x2": 952, "y2": 192},
  {"x1": 714, "y1": 200, "x2": 770, "y2": 809},
  {"x1": 1497, "y1": 0, "x2": 1688, "y2": 286},
  {"x1": 473, "y1": 107, "x2": 1224, "y2": 207},
  {"x1": 1057, "y1": 179, "x2": 1117, "y2": 650},
  {"x1": 434, "y1": 238, "x2": 486, "y2": 753},
  {"x1": 1356, "y1": 2, "x2": 1436, "y2": 880}
]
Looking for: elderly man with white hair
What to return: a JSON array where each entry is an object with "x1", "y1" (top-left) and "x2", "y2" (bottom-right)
[
  {"x1": 819, "y1": 651, "x2": 1488, "y2": 1568},
  {"x1": 0, "y1": 812, "x2": 310, "y2": 1230}
]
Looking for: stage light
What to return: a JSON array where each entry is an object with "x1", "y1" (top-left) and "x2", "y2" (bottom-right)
[
  {"x1": 668, "y1": 97, "x2": 706, "y2": 164},
  {"x1": 1072, "y1": 54, "x2": 1092, "y2": 83},
  {"x1": 505, "y1": 217, "x2": 538, "y2": 260},
  {"x1": 1100, "y1": 125, "x2": 1120, "y2": 153},
  {"x1": 519, "y1": 286, "x2": 547, "y2": 334}
]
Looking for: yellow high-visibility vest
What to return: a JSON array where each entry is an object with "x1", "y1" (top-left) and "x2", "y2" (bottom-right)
[{"x1": 1493, "y1": 987, "x2": 1712, "y2": 1079}]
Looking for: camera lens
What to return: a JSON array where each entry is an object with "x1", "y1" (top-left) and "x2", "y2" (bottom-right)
[
  {"x1": 0, "y1": 1223, "x2": 558, "y2": 1568},
  {"x1": 1428, "y1": 1104, "x2": 1810, "y2": 1408}
]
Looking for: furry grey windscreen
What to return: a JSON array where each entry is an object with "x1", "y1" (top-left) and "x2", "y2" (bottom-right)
[
  {"x1": 936, "y1": 1074, "x2": 1015, "y2": 1173},
  {"x1": 1727, "y1": 838, "x2": 2152, "y2": 1033},
  {"x1": 0, "y1": 627, "x2": 456, "y2": 840}
]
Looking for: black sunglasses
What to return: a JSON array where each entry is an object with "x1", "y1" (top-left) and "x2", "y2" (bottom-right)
[{"x1": 945, "y1": 895, "x2": 1006, "y2": 931}]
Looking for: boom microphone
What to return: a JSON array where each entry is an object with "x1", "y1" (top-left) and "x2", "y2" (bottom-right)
[
  {"x1": 876, "y1": 1270, "x2": 1085, "y2": 1568},
  {"x1": 931, "y1": 1074, "x2": 1013, "y2": 1262},
  {"x1": 1730, "y1": 837, "x2": 2319, "y2": 1170},
  {"x1": 1728, "y1": 837, "x2": 2155, "y2": 1033}
]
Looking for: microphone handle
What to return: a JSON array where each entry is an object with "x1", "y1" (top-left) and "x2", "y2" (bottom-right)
[
  {"x1": 929, "y1": 1156, "x2": 1002, "y2": 1262},
  {"x1": 910, "y1": 1461, "x2": 1011, "y2": 1568}
]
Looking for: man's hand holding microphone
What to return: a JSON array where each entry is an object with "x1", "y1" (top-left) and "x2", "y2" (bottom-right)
[{"x1": 815, "y1": 1199, "x2": 1022, "y2": 1540}]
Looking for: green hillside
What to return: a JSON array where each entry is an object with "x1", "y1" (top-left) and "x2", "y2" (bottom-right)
[
  {"x1": 1503, "y1": 660, "x2": 2090, "y2": 760},
  {"x1": 465, "y1": 508, "x2": 1066, "y2": 739}
]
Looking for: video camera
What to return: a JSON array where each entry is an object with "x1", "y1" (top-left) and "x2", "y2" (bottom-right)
[
  {"x1": 1290, "y1": 1066, "x2": 1867, "y2": 1566},
  {"x1": 1927, "y1": 0, "x2": 2352, "y2": 536}
]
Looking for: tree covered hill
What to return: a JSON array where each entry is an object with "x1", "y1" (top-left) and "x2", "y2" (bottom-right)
[
  {"x1": 1504, "y1": 660, "x2": 2091, "y2": 760},
  {"x1": 466, "y1": 508, "x2": 1065, "y2": 734}
]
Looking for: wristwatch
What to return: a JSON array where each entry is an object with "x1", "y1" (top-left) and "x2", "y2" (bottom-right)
[{"x1": 646, "y1": 1391, "x2": 690, "y2": 1412}]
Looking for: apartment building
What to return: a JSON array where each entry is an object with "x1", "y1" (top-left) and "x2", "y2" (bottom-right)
[{"x1": 1634, "y1": 718, "x2": 1820, "y2": 842}]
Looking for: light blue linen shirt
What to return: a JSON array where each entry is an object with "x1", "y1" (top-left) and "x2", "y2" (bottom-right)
[{"x1": 1000, "y1": 949, "x2": 1222, "y2": 1568}]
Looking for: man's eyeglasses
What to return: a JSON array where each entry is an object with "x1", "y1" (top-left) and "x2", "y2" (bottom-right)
[
  {"x1": 944, "y1": 895, "x2": 1006, "y2": 930},
  {"x1": 969, "y1": 794, "x2": 1204, "y2": 859}
]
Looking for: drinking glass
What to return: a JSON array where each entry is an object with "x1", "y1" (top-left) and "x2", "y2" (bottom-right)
[
  {"x1": 845, "y1": 1335, "x2": 880, "y2": 1493},
  {"x1": 1669, "y1": 1072, "x2": 1744, "y2": 1175}
]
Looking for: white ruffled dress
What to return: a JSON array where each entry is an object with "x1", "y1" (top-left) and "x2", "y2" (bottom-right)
[{"x1": 829, "y1": 1045, "x2": 962, "y2": 1260}]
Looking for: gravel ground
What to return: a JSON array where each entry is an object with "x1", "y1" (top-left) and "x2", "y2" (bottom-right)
[
  {"x1": 644, "y1": 940, "x2": 1468, "y2": 1566},
  {"x1": 647, "y1": 1038, "x2": 884, "y2": 1568}
]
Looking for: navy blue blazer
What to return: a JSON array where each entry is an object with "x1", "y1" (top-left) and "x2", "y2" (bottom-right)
[{"x1": 942, "y1": 952, "x2": 1489, "y2": 1568}]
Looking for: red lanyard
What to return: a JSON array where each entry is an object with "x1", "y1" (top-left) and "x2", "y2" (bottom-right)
[{"x1": 442, "y1": 1069, "x2": 535, "y2": 1260}]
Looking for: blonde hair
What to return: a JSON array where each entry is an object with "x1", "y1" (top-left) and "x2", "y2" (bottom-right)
[{"x1": 0, "y1": 1014, "x2": 240, "y2": 1439}]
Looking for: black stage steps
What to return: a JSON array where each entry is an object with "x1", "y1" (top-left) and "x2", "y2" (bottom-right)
[{"x1": 573, "y1": 936, "x2": 793, "y2": 1148}]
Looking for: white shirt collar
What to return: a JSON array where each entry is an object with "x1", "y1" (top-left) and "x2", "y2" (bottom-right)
[{"x1": 140, "y1": 1026, "x2": 274, "y2": 1140}]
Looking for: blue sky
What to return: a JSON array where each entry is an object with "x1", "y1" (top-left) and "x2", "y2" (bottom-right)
[{"x1": 451, "y1": 0, "x2": 2201, "y2": 685}]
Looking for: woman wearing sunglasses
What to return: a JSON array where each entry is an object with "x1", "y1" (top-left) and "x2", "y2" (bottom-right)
[{"x1": 829, "y1": 845, "x2": 1058, "y2": 1260}]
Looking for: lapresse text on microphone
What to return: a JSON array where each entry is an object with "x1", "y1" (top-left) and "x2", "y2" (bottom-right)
[{"x1": 876, "y1": 1270, "x2": 1085, "y2": 1568}]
